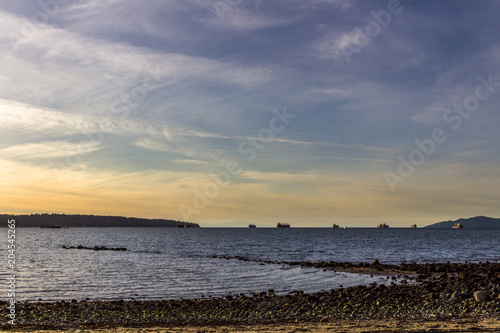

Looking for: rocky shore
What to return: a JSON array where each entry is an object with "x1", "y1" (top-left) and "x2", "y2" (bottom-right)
[{"x1": 1, "y1": 262, "x2": 499, "y2": 331}]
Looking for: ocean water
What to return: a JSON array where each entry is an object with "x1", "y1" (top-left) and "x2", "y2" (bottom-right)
[{"x1": 2, "y1": 227, "x2": 499, "y2": 301}]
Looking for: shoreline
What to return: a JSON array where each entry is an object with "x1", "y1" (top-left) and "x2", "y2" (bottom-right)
[{"x1": 2, "y1": 262, "x2": 499, "y2": 331}]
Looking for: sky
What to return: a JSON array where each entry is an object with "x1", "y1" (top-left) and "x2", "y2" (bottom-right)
[{"x1": 1, "y1": 0, "x2": 500, "y2": 227}]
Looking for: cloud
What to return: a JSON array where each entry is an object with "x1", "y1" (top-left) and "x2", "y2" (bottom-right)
[
  {"x1": 192, "y1": 0, "x2": 277, "y2": 31},
  {"x1": 0, "y1": 140, "x2": 101, "y2": 160},
  {"x1": 0, "y1": 98, "x2": 161, "y2": 138},
  {"x1": 315, "y1": 30, "x2": 360, "y2": 60},
  {"x1": 133, "y1": 138, "x2": 170, "y2": 152},
  {"x1": 0, "y1": 157, "x2": 196, "y2": 219},
  {"x1": 173, "y1": 159, "x2": 213, "y2": 165},
  {"x1": 410, "y1": 108, "x2": 444, "y2": 125},
  {"x1": 1, "y1": 1, "x2": 500, "y2": 225},
  {"x1": 0, "y1": 9, "x2": 276, "y2": 116},
  {"x1": 296, "y1": 87, "x2": 352, "y2": 103}
]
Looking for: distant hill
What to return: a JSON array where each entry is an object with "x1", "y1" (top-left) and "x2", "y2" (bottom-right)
[
  {"x1": 0, "y1": 213, "x2": 199, "y2": 228},
  {"x1": 425, "y1": 216, "x2": 500, "y2": 229}
]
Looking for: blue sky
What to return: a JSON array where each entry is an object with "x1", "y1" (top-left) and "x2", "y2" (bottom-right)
[{"x1": 1, "y1": 0, "x2": 499, "y2": 227}]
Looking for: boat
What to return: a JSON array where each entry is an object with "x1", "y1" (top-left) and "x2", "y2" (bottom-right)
[
  {"x1": 452, "y1": 223, "x2": 464, "y2": 229},
  {"x1": 333, "y1": 224, "x2": 339, "y2": 228},
  {"x1": 377, "y1": 223, "x2": 389, "y2": 228},
  {"x1": 277, "y1": 222, "x2": 290, "y2": 228},
  {"x1": 249, "y1": 224, "x2": 256, "y2": 228},
  {"x1": 410, "y1": 224, "x2": 417, "y2": 228},
  {"x1": 39, "y1": 225, "x2": 62, "y2": 228},
  {"x1": 176, "y1": 223, "x2": 191, "y2": 228},
  {"x1": 343, "y1": 226, "x2": 348, "y2": 229}
]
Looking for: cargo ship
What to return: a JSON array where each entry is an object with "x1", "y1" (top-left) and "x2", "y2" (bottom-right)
[
  {"x1": 277, "y1": 222, "x2": 290, "y2": 228},
  {"x1": 249, "y1": 224, "x2": 256, "y2": 228},
  {"x1": 377, "y1": 223, "x2": 389, "y2": 228}
]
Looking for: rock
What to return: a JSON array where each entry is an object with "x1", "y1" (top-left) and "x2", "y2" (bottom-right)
[
  {"x1": 62, "y1": 245, "x2": 127, "y2": 251},
  {"x1": 450, "y1": 291, "x2": 461, "y2": 302},
  {"x1": 474, "y1": 291, "x2": 490, "y2": 302},
  {"x1": 372, "y1": 259, "x2": 380, "y2": 265}
]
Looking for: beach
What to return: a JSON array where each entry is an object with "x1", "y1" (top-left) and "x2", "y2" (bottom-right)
[
  {"x1": 4, "y1": 318, "x2": 500, "y2": 333},
  {"x1": 2, "y1": 262, "x2": 499, "y2": 332}
]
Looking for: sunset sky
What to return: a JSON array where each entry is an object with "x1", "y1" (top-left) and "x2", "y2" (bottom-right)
[{"x1": 1, "y1": 0, "x2": 500, "y2": 227}]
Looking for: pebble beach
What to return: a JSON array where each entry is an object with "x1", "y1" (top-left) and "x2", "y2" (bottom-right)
[{"x1": 2, "y1": 261, "x2": 499, "y2": 332}]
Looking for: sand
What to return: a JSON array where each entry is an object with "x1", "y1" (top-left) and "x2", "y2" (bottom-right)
[{"x1": 5, "y1": 317, "x2": 500, "y2": 333}]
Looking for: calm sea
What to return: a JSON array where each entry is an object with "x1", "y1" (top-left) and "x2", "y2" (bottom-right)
[{"x1": 2, "y1": 228, "x2": 499, "y2": 301}]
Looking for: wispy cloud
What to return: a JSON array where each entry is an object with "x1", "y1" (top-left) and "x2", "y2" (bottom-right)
[
  {"x1": 315, "y1": 30, "x2": 359, "y2": 60},
  {"x1": 0, "y1": 99, "x2": 160, "y2": 138},
  {"x1": 0, "y1": 141, "x2": 101, "y2": 160},
  {"x1": 133, "y1": 138, "x2": 170, "y2": 152},
  {"x1": 191, "y1": 0, "x2": 280, "y2": 31},
  {"x1": 1, "y1": 1, "x2": 500, "y2": 225},
  {"x1": 0, "y1": 9, "x2": 276, "y2": 115}
]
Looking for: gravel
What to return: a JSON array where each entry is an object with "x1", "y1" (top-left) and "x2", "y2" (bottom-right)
[{"x1": 1, "y1": 261, "x2": 499, "y2": 330}]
